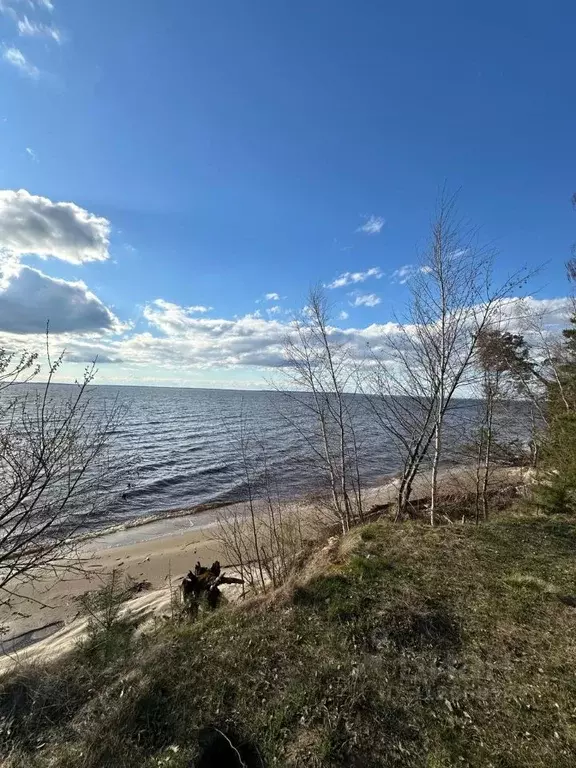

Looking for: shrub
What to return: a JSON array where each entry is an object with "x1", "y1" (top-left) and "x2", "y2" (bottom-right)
[{"x1": 76, "y1": 569, "x2": 137, "y2": 664}]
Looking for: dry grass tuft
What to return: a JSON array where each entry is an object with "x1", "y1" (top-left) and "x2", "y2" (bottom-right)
[{"x1": 2, "y1": 509, "x2": 576, "y2": 766}]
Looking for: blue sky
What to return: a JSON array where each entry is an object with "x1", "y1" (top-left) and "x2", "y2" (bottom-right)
[{"x1": 0, "y1": 0, "x2": 574, "y2": 387}]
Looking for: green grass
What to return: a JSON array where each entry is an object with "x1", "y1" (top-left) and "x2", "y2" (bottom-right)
[{"x1": 2, "y1": 510, "x2": 576, "y2": 767}]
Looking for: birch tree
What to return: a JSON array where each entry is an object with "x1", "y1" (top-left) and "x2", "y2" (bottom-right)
[
  {"x1": 365, "y1": 191, "x2": 526, "y2": 524},
  {"x1": 279, "y1": 288, "x2": 364, "y2": 533}
]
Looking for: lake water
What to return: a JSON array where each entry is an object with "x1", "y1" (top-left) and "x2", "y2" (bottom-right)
[
  {"x1": 14, "y1": 384, "x2": 524, "y2": 534},
  {"x1": 100, "y1": 385, "x2": 401, "y2": 521}
]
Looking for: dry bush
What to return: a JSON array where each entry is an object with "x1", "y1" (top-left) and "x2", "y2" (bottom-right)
[{"x1": 216, "y1": 501, "x2": 305, "y2": 592}]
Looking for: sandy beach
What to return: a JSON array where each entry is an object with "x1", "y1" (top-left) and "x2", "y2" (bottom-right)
[
  {"x1": 0, "y1": 525, "x2": 225, "y2": 648},
  {"x1": 0, "y1": 465, "x2": 525, "y2": 673}
]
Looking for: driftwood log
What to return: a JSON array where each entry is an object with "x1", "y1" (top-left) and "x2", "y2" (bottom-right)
[{"x1": 181, "y1": 561, "x2": 244, "y2": 612}]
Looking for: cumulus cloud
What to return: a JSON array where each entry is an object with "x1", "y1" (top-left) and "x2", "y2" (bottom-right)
[
  {"x1": 0, "y1": 295, "x2": 568, "y2": 381},
  {"x1": 349, "y1": 293, "x2": 381, "y2": 308},
  {"x1": 2, "y1": 46, "x2": 39, "y2": 78},
  {"x1": 339, "y1": 310, "x2": 349, "y2": 320},
  {"x1": 136, "y1": 299, "x2": 293, "y2": 369},
  {"x1": 327, "y1": 267, "x2": 383, "y2": 289},
  {"x1": 265, "y1": 292, "x2": 280, "y2": 301},
  {"x1": 356, "y1": 215, "x2": 385, "y2": 235},
  {"x1": 112, "y1": 295, "x2": 573, "y2": 374},
  {"x1": 486, "y1": 296, "x2": 571, "y2": 336},
  {"x1": 143, "y1": 300, "x2": 213, "y2": 333},
  {"x1": 0, "y1": 189, "x2": 111, "y2": 264},
  {"x1": 0, "y1": 264, "x2": 121, "y2": 334},
  {"x1": 121, "y1": 296, "x2": 571, "y2": 371}
]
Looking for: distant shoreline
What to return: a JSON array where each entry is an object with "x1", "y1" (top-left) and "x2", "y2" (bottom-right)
[{"x1": 16, "y1": 380, "x2": 279, "y2": 394}]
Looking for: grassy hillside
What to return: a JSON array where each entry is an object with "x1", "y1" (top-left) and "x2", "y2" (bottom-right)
[{"x1": 2, "y1": 510, "x2": 576, "y2": 767}]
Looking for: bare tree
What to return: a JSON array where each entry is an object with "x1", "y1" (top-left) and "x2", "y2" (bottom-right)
[
  {"x1": 0, "y1": 340, "x2": 126, "y2": 606},
  {"x1": 278, "y1": 288, "x2": 364, "y2": 533},
  {"x1": 358, "y1": 343, "x2": 439, "y2": 521},
  {"x1": 216, "y1": 408, "x2": 305, "y2": 592},
  {"x1": 215, "y1": 505, "x2": 250, "y2": 591},
  {"x1": 362, "y1": 191, "x2": 527, "y2": 525},
  {"x1": 237, "y1": 407, "x2": 266, "y2": 591}
]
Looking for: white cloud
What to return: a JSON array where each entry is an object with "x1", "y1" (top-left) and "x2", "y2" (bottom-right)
[
  {"x1": 25, "y1": 147, "x2": 38, "y2": 162},
  {"x1": 143, "y1": 300, "x2": 215, "y2": 333},
  {"x1": 0, "y1": 1, "x2": 16, "y2": 20},
  {"x1": 391, "y1": 264, "x2": 433, "y2": 284},
  {"x1": 1, "y1": 1, "x2": 57, "y2": 22},
  {"x1": 339, "y1": 310, "x2": 349, "y2": 320},
  {"x1": 267, "y1": 305, "x2": 281, "y2": 315},
  {"x1": 485, "y1": 296, "x2": 571, "y2": 336},
  {"x1": 0, "y1": 263, "x2": 121, "y2": 334},
  {"x1": 0, "y1": 189, "x2": 111, "y2": 264},
  {"x1": 391, "y1": 264, "x2": 417, "y2": 284},
  {"x1": 356, "y1": 214, "x2": 385, "y2": 235},
  {"x1": 18, "y1": 15, "x2": 61, "y2": 42},
  {"x1": 392, "y1": 254, "x2": 463, "y2": 290},
  {"x1": 350, "y1": 293, "x2": 381, "y2": 308},
  {"x1": 0, "y1": 295, "x2": 568, "y2": 382},
  {"x1": 327, "y1": 266, "x2": 383, "y2": 290},
  {"x1": 96, "y1": 295, "x2": 574, "y2": 373},
  {"x1": 0, "y1": 189, "x2": 115, "y2": 333},
  {"x1": 2, "y1": 46, "x2": 39, "y2": 78},
  {"x1": 136, "y1": 300, "x2": 294, "y2": 369},
  {"x1": 119, "y1": 296, "x2": 571, "y2": 371},
  {"x1": 265, "y1": 292, "x2": 280, "y2": 301},
  {"x1": 1, "y1": 0, "x2": 56, "y2": 12}
]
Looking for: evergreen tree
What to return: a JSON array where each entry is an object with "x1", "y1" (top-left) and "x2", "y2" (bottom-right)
[
  {"x1": 538, "y1": 201, "x2": 576, "y2": 511},
  {"x1": 539, "y1": 311, "x2": 576, "y2": 510},
  {"x1": 474, "y1": 329, "x2": 533, "y2": 521}
]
